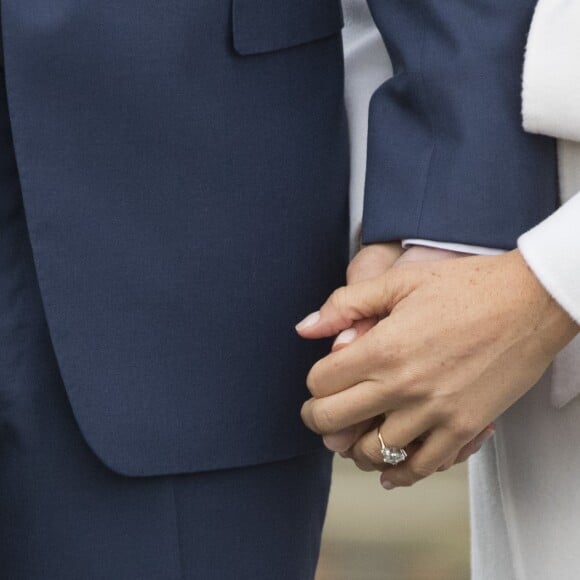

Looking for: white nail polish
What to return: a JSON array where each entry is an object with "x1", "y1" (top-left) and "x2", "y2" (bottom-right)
[
  {"x1": 296, "y1": 311, "x2": 320, "y2": 331},
  {"x1": 382, "y1": 480, "x2": 395, "y2": 491},
  {"x1": 334, "y1": 327, "x2": 358, "y2": 346}
]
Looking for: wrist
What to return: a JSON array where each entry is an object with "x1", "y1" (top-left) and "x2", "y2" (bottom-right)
[{"x1": 513, "y1": 250, "x2": 579, "y2": 356}]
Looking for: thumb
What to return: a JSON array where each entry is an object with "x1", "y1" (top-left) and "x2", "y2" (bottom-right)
[
  {"x1": 346, "y1": 242, "x2": 403, "y2": 285},
  {"x1": 296, "y1": 272, "x2": 408, "y2": 339},
  {"x1": 329, "y1": 243, "x2": 402, "y2": 350}
]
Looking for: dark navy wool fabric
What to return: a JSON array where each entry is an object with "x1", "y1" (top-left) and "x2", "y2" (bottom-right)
[
  {"x1": 0, "y1": 73, "x2": 332, "y2": 579},
  {"x1": 362, "y1": 0, "x2": 559, "y2": 249},
  {"x1": 1, "y1": 0, "x2": 349, "y2": 476}
]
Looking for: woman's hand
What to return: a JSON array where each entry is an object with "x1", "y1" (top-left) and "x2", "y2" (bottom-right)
[
  {"x1": 297, "y1": 250, "x2": 579, "y2": 489},
  {"x1": 320, "y1": 243, "x2": 499, "y2": 476}
]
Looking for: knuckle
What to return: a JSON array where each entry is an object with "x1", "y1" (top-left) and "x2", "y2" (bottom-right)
[
  {"x1": 381, "y1": 380, "x2": 405, "y2": 403},
  {"x1": 418, "y1": 401, "x2": 450, "y2": 428},
  {"x1": 384, "y1": 340, "x2": 404, "y2": 366},
  {"x1": 361, "y1": 439, "x2": 382, "y2": 466},
  {"x1": 310, "y1": 404, "x2": 336, "y2": 434},
  {"x1": 449, "y1": 417, "x2": 478, "y2": 442},
  {"x1": 306, "y1": 364, "x2": 323, "y2": 397},
  {"x1": 345, "y1": 261, "x2": 360, "y2": 283},
  {"x1": 429, "y1": 401, "x2": 452, "y2": 422},
  {"x1": 373, "y1": 382, "x2": 395, "y2": 408},
  {"x1": 391, "y1": 366, "x2": 424, "y2": 398},
  {"x1": 365, "y1": 330, "x2": 396, "y2": 367},
  {"x1": 328, "y1": 286, "x2": 349, "y2": 313},
  {"x1": 365, "y1": 338, "x2": 386, "y2": 367},
  {"x1": 377, "y1": 326, "x2": 398, "y2": 354},
  {"x1": 324, "y1": 286, "x2": 360, "y2": 330}
]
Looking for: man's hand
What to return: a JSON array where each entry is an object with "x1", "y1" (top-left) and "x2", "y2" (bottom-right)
[
  {"x1": 321, "y1": 242, "x2": 403, "y2": 454},
  {"x1": 297, "y1": 250, "x2": 578, "y2": 489},
  {"x1": 325, "y1": 244, "x2": 496, "y2": 473}
]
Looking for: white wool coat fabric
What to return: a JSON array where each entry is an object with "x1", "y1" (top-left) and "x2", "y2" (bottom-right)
[{"x1": 474, "y1": 2, "x2": 580, "y2": 577}]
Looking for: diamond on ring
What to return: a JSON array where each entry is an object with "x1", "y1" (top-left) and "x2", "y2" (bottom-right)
[{"x1": 378, "y1": 430, "x2": 407, "y2": 465}]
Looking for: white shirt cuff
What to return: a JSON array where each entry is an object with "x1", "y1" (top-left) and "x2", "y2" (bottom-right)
[{"x1": 402, "y1": 239, "x2": 506, "y2": 256}]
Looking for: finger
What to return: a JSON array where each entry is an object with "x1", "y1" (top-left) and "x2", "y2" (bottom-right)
[
  {"x1": 349, "y1": 407, "x2": 436, "y2": 471},
  {"x1": 439, "y1": 424, "x2": 495, "y2": 470},
  {"x1": 332, "y1": 244, "x2": 400, "y2": 353},
  {"x1": 332, "y1": 318, "x2": 377, "y2": 352},
  {"x1": 346, "y1": 243, "x2": 402, "y2": 284},
  {"x1": 301, "y1": 379, "x2": 403, "y2": 435},
  {"x1": 380, "y1": 429, "x2": 463, "y2": 489},
  {"x1": 437, "y1": 453, "x2": 458, "y2": 472},
  {"x1": 295, "y1": 270, "x2": 412, "y2": 339},
  {"x1": 455, "y1": 427, "x2": 495, "y2": 464},
  {"x1": 323, "y1": 419, "x2": 376, "y2": 453},
  {"x1": 307, "y1": 321, "x2": 395, "y2": 398},
  {"x1": 352, "y1": 439, "x2": 423, "y2": 473}
]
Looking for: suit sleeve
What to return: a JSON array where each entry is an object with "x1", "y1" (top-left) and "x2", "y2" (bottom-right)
[{"x1": 361, "y1": 0, "x2": 559, "y2": 250}]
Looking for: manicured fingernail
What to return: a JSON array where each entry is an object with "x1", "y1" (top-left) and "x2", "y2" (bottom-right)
[
  {"x1": 334, "y1": 327, "x2": 358, "y2": 346},
  {"x1": 296, "y1": 311, "x2": 320, "y2": 331},
  {"x1": 381, "y1": 480, "x2": 395, "y2": 491}
]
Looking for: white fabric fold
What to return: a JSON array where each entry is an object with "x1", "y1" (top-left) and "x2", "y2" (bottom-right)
[
  {"x1": 518, "y1": 193, "x2": 580, "y2": 325},
  {"x1": 522, "y1": 0, "x2": 580, "y2": 141}
]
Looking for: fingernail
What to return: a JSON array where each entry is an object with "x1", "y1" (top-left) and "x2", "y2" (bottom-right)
[
  {"x1": 381, "y1": 480, "x2": 395, "y2": 491},
  {"x1": 323, "y1": 433, "x2": 352, "y2": 453},
  {"x1": 334, "y1": 327, "x2": 358, "y2": 347},
  {"x1": 296, "y1": 311, "x2": 321, "y2": 331}
]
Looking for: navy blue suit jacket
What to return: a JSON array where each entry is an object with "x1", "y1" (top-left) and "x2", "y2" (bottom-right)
[{"x1": 0, "y1": 0, "x2": 557, "y2": 476}]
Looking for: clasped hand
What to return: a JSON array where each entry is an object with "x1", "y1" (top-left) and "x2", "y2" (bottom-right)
[{"x1": 296, "y1": 244, "x2": 578, "y2": 490}]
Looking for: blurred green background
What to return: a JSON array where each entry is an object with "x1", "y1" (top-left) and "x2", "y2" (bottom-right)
[{"x1": 316, "y1": 457, "x2": 470, "y2": 580}]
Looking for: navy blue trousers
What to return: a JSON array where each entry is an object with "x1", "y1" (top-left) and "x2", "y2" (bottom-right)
[{"x1": 0, "y1": 67, "x2": 332, "y2": 580}]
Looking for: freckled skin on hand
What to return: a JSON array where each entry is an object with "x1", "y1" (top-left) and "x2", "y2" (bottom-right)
[{"x1": 298, "y1": 249, "x2": 579, "y2": 487}]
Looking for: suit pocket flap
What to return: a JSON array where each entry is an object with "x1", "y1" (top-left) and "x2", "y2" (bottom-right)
[{"x1": 232, "y1": 0, "x2": 344, "y2": 56}]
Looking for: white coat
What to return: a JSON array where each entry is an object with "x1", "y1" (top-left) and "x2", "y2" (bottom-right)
[{"x1": 472, "y1": 2, "x2": 580, "y2": 579}]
